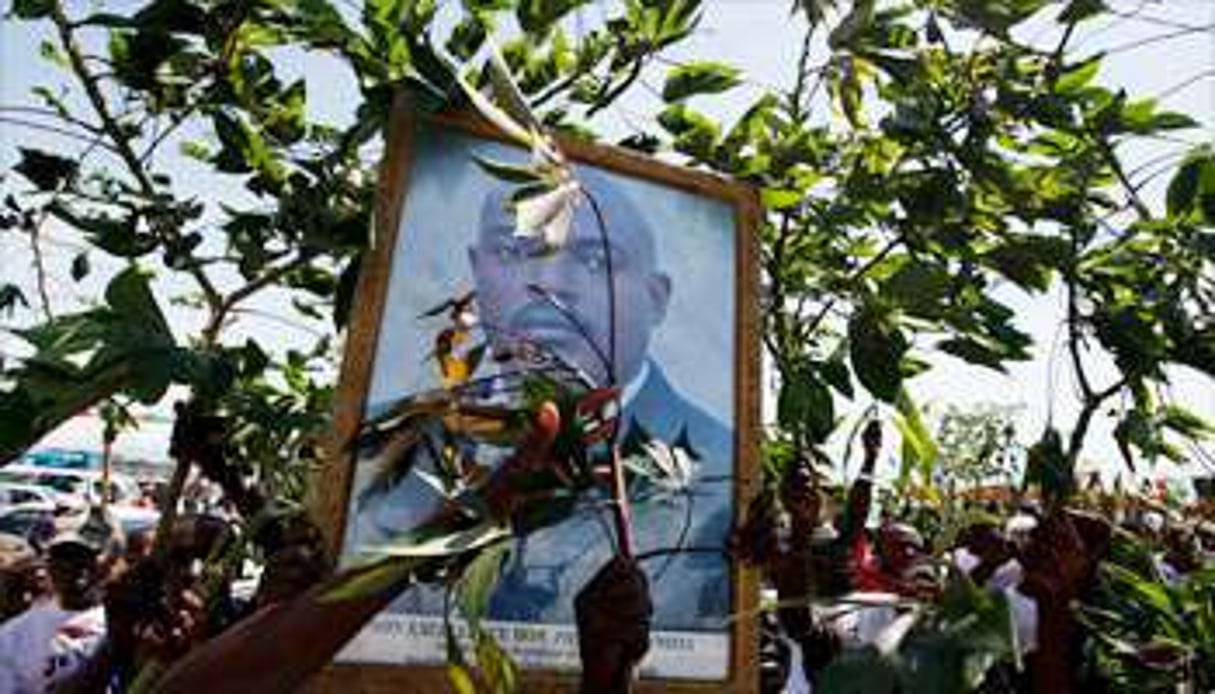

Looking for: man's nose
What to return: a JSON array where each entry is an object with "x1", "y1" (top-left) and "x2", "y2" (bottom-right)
[{"x1": 523, "y1": 255, "x2": 580, "y2": 304}]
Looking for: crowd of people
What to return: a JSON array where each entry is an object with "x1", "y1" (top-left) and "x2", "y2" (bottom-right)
[
  {"x1": 0, "y1": 413, "x2": 1211, "y2": 693},
  {"x1": 736, "y1": 422, "x2": 1215, "y2": 693}
]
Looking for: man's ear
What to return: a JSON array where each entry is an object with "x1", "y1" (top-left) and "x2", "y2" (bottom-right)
[{"x1": 647, "y1": 272, "x2": 672, "y2": 323}]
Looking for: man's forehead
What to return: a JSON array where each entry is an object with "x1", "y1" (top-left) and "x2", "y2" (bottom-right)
[{"x1": 477, "y1": 172, "x2": 658, "y2": 261}]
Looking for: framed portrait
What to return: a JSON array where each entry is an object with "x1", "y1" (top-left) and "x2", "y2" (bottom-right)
[{"x1": 313, "y1": 92, "x2": 760, "y2": 692}]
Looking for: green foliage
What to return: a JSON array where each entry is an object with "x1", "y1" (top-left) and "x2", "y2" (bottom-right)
[
  {"x1": 848, "y1": 302, "x2": 909, "y2": 403},
  {"x1": 662, "y1": 61, "x2": 742, "y2": 101},
  {"x1": 0, "y1": 269, "x2": 179, "y2": 461},
  {"x1": 1081, "y1": 541, "x2": 1215, "y2": 691},
  {"x1": 819, "y1": 573, "x2": 1018, "y2": 693},
  {"x1": 933, "y1": 404, "x2": 1020, "y2": 488},
  {"x1": 778, "y1": 361, "x2": 835, "y2": 445}
]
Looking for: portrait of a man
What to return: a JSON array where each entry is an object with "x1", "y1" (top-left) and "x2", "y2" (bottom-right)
[{"x1": 337, "y1": 120, "x2": 746, "y2": 679}]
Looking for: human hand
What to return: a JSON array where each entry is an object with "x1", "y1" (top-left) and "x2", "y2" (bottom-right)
[
  {"x1": 575, "y1": 556, "x2": 652, "y2": 694},
  {"x1": 105, "y1": 560, "x2": 208, "y2": 676},
  {"x1": 861, "y1": 420, "x2": 882, "y2": 458},
  {"x1": 1019, "y1": 510, "x2": 1093, "y2": 605}
]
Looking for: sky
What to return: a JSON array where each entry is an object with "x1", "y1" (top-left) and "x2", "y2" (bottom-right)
[{"x1": 1, "y1": 0, "x2": 1213, "y2": 483}]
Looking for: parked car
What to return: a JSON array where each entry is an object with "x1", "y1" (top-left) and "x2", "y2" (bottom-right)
[
  {"x1": 0, "y1": 465, "x2": 142, "y2": 508},
  {"x1": 0, "y1": 507, "x2": 58, "y2": 549},
  {"x1": 0, "y1": 483, "x2": 59, "y2": 514}
]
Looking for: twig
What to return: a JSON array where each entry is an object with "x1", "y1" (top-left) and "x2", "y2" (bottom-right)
[
  {"x1": 0, "y1": 105, "x2": 102, "y2": 135},
  {"x1": 0, "y1": 116, "x2": 119, "y2": 152},
  {"x1": 633, "y1": 545, "x2": 720, "y2": 564},
  {"x1": 587, "y1": 57, "x2": 645, "y2": 119},
  {"x1": 523, "y1": 283, "x2": 613, "y2": 383},
  {"x1": 1094, "y1": 137, "x2": 1152, "y2": 220},
  {"x1": 1101, "y1": 24, "x2": 1215, "y2": 58},
  {"x1": 139, "y1": 101, "x2": 203, "y2": 163},
  {"x1": 788, "y1": 26, "x2": 818, "y2": 121},
  {"x1": 582, "y1": 190, "x2": 617, "y2": 386},
  {"x1": 581, "y1": 189, "x2": 633, "y2": 558},
  {"x1": 652, "y1": 489, "x2": 694, "y2": 582},
  {"x1": 805, "y1": 234, "x2": 903, "y2": 334},
  {"x1": 201, "y1": 251, "x2": 319, "y2": 344},
  {"x1": 50, "y1": 0, "x2": 223, "y2": 316}
]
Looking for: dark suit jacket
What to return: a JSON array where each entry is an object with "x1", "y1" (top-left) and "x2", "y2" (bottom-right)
[{"x1": 345, "y1": 363, "x2": 735, "y2": 631}]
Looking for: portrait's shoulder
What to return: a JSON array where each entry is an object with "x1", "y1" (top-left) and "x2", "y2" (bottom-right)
[{"x1": 628, "y1": 364, "x2": 732, "y2": 464}]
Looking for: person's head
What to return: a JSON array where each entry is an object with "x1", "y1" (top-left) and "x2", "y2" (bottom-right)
[
  {"x1": 46, "y1": 536, "x2": 102, "y2": 610},
  {"x1": 1163, "y1": 524, "x2": 1199, "y2": 574},
  {"x1": 960, "y1": 520, "x2": 1010, "y2": 567},
  {"x1": 1020, "y1": 509, "x2": 1110, "y2": 603},
  {"x1": 876, "y1": 522, "x2": 926, "y2": 578},
  {"x1": 779, "y1": 456, "x2": 823, "y2": 531},
  {"x1": 469, "y1": 170, "x2": 671, "y2": 387},
  {"x1": 253, "y1": 511, "x2": 331, "y2": 607}
]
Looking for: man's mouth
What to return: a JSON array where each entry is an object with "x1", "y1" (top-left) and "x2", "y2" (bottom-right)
[{"x1": 507, "y1": 304, "x2": 587, "y2": 338}]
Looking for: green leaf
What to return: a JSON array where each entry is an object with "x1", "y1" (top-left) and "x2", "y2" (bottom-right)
[
  {"x1": 1160, "y1": 405, "x2": 1212, "y2": 439},
  {"x1": 1055, "y1": 55, "x2": 1101, "y2": 94},
  {"x1": 10, "y1": 0, "x2": 52, "y2": 19},
  {"x1": 937, "y1": 337, "x2": 1008, "y2": 372},
  {"x1": 951, "y1": 0, "x2": 1051, "y2": 35},
  {"x1": 333, "y1": 253, "x2": 362, "y2": 331},
  {"x1": 983, "y1": 234, "x2": 1070, "y2": 292},
  {"x1": 48, "y1": 203, "x2": 156, "y2": 258},
  {"x1": 1058, "y1": 0, "x2": 1106, "y2": 24},
  {"x1": 362, "y1": 521, "x2": 510, "y2": 558},
  {"x1": 778, "y1": 367, "x2": 834, "y2": 444},
  {"x1": 319, "y1": 556, "x2": 420, "y2": 602},
  {"x1": 820, "y1": 348, "x2": 854, "y2": 399},
  {"x1": 894, "y1": 388, "x2": 937, "y2": 486},
  {"x1": 14, "y1": 147, "x2": 77, "y2": 191},
  {"x1": 471, "y1": 155, "x2": 544, "y2": 185},
  {"x1": 516, "y1": 0, "x2": 581, "y2": 35},
  {"x1": 661, "y1": 61, "x2": 741, "y2": 101},
  {"x1": 760, "y1": 188, "x2": 803, "y2": 210},
  {"x1": 657, "y1": 104, "x2": 720, "y2": 159},
  {"x1": 1025, "y1": 428, "x2": 1072, "y2": 504},
  {"x1": 881, "y1": 260, "x2": 950, "y2": 318},
  {"x1": 818, "y1": 647, "x2": 900, "y2": 694},
  {"x1": 473, "y1": 627, "x2": 518, "y2": 694},
  {"x1": 105, "y1": 268, "x2": 172, "y2": 344},
  {"x1": 446, "y1": 14, "x2": 487, "y2": 61},
  {"x1": 457, "y1": 539, "x2": 510, "y2": 626},
  {"x1": 446, "y1": 664, "x2": 477, "y2": 694},
  {"x1": 848, "y1": 303, "x2": 908, "y2": 403},
  {"x1": 1166, "y1": 149, "x2": 1212, "y2": 218}
]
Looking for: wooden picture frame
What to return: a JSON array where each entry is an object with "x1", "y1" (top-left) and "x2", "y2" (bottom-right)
[{"x1": 310, "y1": 90, "x2": 761, "y2": 693}]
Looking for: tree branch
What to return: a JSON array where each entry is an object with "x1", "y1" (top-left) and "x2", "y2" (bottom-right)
[
  {"x1": 1095, "y1": 136, "x2": 1152, "y2": 220},
  {"x1": 0, "y1": 116, "x2": 119, "y2": 152},
  {"x1": 805, "y1": 234, "x2": 903, "y2": 335},
  {"x1": 0, "y1": 105, "x2": 103, "y2": 135},
  {"x1": 586, "y1": 56, "x2": 645, "y2": 118},
  {"x1": 50, "y1": 0, "x2": 223, "y2": 314},
  {"x1": 201, "y1": 251, "x2": 319, "y2": 344}
]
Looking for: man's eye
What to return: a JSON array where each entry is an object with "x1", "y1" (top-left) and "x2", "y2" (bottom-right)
[{"x1": 576, "y1": 246, "x2": 610, "y2": 273}]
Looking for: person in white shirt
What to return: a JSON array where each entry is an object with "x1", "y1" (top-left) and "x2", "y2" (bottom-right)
[{"x1": 0, "y1": 534, "x2": 107, "y2": 693}]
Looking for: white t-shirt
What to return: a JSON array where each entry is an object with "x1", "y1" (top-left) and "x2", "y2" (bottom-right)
[{"x1": 0, "y1": 599, "x2": 106, "y2": 693}]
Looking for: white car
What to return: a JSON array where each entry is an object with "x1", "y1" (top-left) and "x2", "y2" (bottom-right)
[{"x1": 0, "y1": 483, "x2": 60, "y2": 514}]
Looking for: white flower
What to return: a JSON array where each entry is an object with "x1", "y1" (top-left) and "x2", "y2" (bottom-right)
[
  {"x1": 513, "y1": 179, "x2": 581, "y2": 250},
  {"x1": 641, "y1": 440, "x2": 698, "y2": 492}
]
